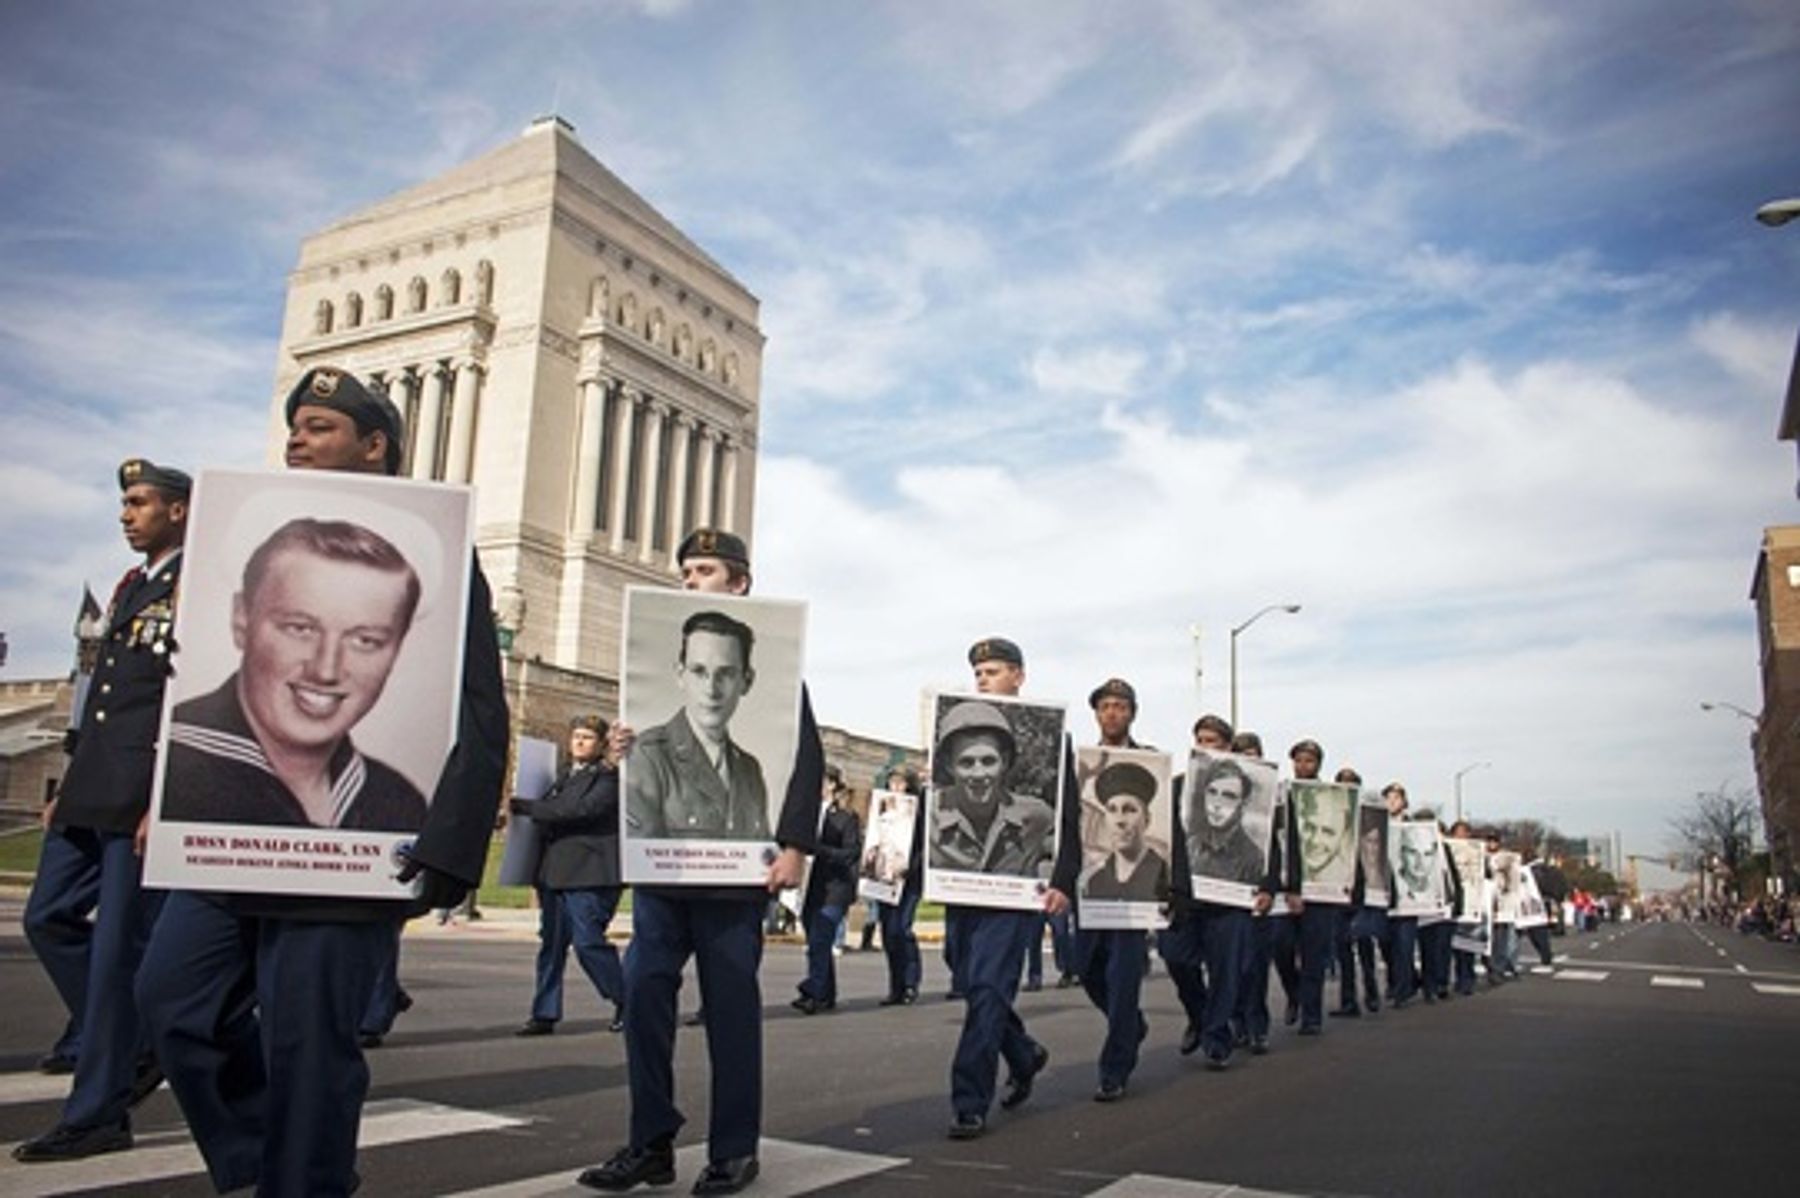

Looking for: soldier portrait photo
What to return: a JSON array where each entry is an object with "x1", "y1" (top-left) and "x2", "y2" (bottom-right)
[
  {"x1": 1293, "y1": 780, "x2": 1358, "y2": 901},
  {"x1": 618, "y1": 585, "x2": 807, "y2": 884},
  {"x1": 924, "y1": 690, "x2": 1066, "y2": 910},
  {"x1": 1391, "y1": 820, "x2": 1446, "y2": 916},
  {"x1": 1183, "y1": 747, "x2": 1279, "y2": 908},
  {"x1": 144, "y1": 468, "x2": 473, "y2": 897},
  {"x1": 858, "y1": 789, "x2": 919, "y2": 904},
  {"x1": 1357, "y1": 797, "x2": 1392, "y2": 906},
  {"x1": 1074, "y1": 746, "x2": 1171, "y2": 927},
  {"x1": 1492, "y1": 849, "x2": 1523, "y2": 923}
]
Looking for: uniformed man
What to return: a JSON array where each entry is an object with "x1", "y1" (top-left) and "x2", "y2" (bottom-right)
[
  {"x1": 1228, "y1": 729, "x2": 1289, "y2": 1055},
  {"x1": 578, "y1": 527, "x2": 822, "y2": 1196},
  {"x1": 513, "y1": 715, "x2": 627, "y2": 1037},
  {"x1": 1282, "y1": 739, "x2": 1335, "y2": 1036},
  {"x1": 136, "y1": 366, "x2": 510, "y2": 1197},
  {"x1": 942, "y1": 638, "x2": 1080, "y2": 1140},
  {"x1": 794, "y1": 765, "x2": 862, "y2": 1013},
  {"x1": 15, "y1": 458, "x2": 188, "y2": 1163}
]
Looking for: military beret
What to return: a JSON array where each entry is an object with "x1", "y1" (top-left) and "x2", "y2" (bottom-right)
[
  {"x1": 935, "y1": 699, "x2": 1017, "y2": 757},
  {"x1": 967, "y1": 637, "x2": 1023, "y2": 668},
  {"x1": 677, "y1": 527, "x2": 750, "y2": 570},
  {"x1": 570, "y1": 714, "x2": 607, "y2": 734},
  {"x1": 284, "y1": 366, "x2": 405, "y2": 475},
  {"x1": 1096, "y1": 761, "x2": 1157, "y2": 807},
  {"x1": 1289, "y1": 738, "x2": 1324, "y2": 762},
  {"x1": 117, "y1": 457, "x2": 192, "y2": 498},
  {"x1": 1088, "y1": 677, "x2": 1137, "y2": 709}
]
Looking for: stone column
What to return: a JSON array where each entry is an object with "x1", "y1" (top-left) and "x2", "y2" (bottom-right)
[
  {"x1": 664, "y1": 411, "x2": 692, "y2": 559},
  {"x1": 411, "y1": 364, "x2": 447, "y2": 480},
  {"x1": 607, "y1": 386, "x2": 638, "y2": 555},
  {"x1": 445, "y1": 359, "x2": 482, "y2": 483},
  {"x1": 694, "y1": 424, "x2": 718, "y2": 532},
  {"x1": 571, "y1": 375, "x2": 606, "y2": 535},
  {"x1": 636, "y1": 403, "x2": 669, "y2": 563},
  {"x1": 718, "y1": 437, "x2": 739, "y2": 533},
  {"x1": 384, "y1": 369, "x2": 415, "y2": 472}
]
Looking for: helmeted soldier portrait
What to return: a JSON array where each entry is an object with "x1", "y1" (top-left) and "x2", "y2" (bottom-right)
[
  {"x1": 929, "y1": 698, "x2": 1056, "y2": 878},
  {"x1": 1185, "y1": 750, "x2": 1275, "y2": 889},
  {"x1": 626, "y1": 608, "x2": 771, "y2": 840}
]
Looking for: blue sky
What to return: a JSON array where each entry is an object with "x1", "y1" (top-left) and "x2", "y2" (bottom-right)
[{"x1": 2, "y1": 0, "x2": 1796, "y2": 878}]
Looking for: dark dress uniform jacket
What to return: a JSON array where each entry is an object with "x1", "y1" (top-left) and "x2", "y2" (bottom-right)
[
  {"x1": 55, "y1": 556, "x2": 182, "y2": 835},
  {"x1": 528, "y1": 764, "x2": 622, "y2": 891},
  {"x1": 802, "y1": 802, "x2": 863, "y2": 916}
]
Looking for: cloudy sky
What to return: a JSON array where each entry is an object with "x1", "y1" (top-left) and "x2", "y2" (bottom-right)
[{"x1": 2, "y1": 1, "x2": 1795, "y2": 877}]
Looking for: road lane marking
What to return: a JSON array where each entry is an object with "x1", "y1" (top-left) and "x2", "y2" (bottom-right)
[
  {"x1": 1650, "y1": 976, "x2": 1704, "y2": 989},
  {"x1": 1715, "y1": 948, "x2": 1728, "y2": 957},
  {"x1": 0, "y1": 1073, "x2": 76, "y2": 1107},
  {"x1": 1735, "y1": 964, "x2": 1748, "y2": 974},
  {"x1": 1587, "y1": 941, "x2": 1601, "y2": 950},
  {"x1": 1751, "y1": 983, "x2": 1800, "y2": 997},
  {"x1": 443, "y1": 1138, "x2": 907, "y2": 1198},
  {"x1": 1553, "y1": 953, "x2": 1569, "y2": 963},
  {"x1": 0, "y1": 1099, "x2": 524, "y2": 1198},
  {"x1": 1539, "y1": 959, "x2": 1800, "y2": 981},
  {"x1": 1090, "y1": 1177, "x2": 1306, "y2": 1197},
  {"x1": 1554, "y1": 970, "x2": 1610, "y2": 982},
  {"x1": 1530, "y1": 966, "x2": 1555, "y2": 975}
]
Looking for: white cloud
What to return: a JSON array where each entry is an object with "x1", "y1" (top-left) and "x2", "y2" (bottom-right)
[
  {"x1": 1690, "y1": 312, "x2": 1794, "y2": 393},
  {"x1": 1028, "y1": 344, "x2": 1147, "y2": 396}
]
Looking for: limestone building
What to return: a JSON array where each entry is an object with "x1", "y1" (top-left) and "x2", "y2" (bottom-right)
[
  {"x1": 1750, "y1": 526, "x2": 1800, "y2": 888},
  {"x1": 265, "y1": 117, "x2": 763, "y2": 737}
]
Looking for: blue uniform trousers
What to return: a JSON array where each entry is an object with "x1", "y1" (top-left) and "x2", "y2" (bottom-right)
[
  {"x1": 622, "y1": 891, "x2": 763, "y2": 1161},
  {"x1": 1234, "y1": 914, "x2": 1275, "y2": 1039},
  {"x1": 532, "y1": 887, "x2": 625, "y2": 1022},
  {"x1": 1420, "y1": 921, "x2": 1453, "y2": 996},
  {"x1": 801, "y1": 902, "x2": 847, "y2": 1004},
  {"x1": 137, "y1": 891, "x2": 389, "y2": 1197},
  {"x1": 24, "y1": 826, "x2": 163, "y2": 1130},
  {"x1": 1270, "y1": 913, "x2": 1300, "y2": 1008},
  {"x1": 1296, "y1": 903, "x2": 1338, "y2": 1030},
  {"x1": 1075, "y1": 929, "x2": 1146, "y2": 1087},
  {"x1": 879, "y1": 890, "x2": 922, "y2": 995},
  {"x1": 1453, "y1": 947, "x2": 1478, "y2": 994},
  {"x1": 1350, "y1": 907, "x2": 1388, "y2": 1006},
  {"x1": 359, "y1": 920, "x2": 404, "y2": 1036},
  {"x1": 1157, "y1": 914, "x2": 1206, "y2": 1028},
  {"x1": 947, "y1": 908, "x2": 1042, "y2": 1120},
  {"x1": 1389, "y1": 916, "x2": 1420, "y2": 1002},
  {"x1": 1197, "y1": 905, "x2": 1249, "y2": 1056}
]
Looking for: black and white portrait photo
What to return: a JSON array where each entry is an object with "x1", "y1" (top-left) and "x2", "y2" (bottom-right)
[
  {"x1": 619, "y1": 586, "x2": 806, "y2": 885},
  {"x1": 1292, "y1": 780, "x2": 1357, "y2": 903},
  {"x1": 858, "y1": 789, "x2": 918, "y2": 905},
  {"x1": 1446, "y1": 837, "x2": 1492, "y2": 953},
  {"x1": 1492, "y1": 849, "x2": 1523, "y2": 924},
  {"x1": 1184, "y1": 748, "x2": 1279, "y2": 910},
  {"x1": 1516, "y1": 864, "x2": 1550, "y2": 929},
  {"x1": 145, "y1": 469, "x2": 472, "y2": 899},
  {"x1": 1075, "y1": 745, "x2": 1172, "y2": 930},
  {"x1": 1357, "y1": 798, "x2": 1392, "y2": 907},
  {"x1": 1390, "y1": 820, "x2": 1446, "y2": 916},
  {"x1": 924, "y1": 691, "x2": 1066, "y2": 911}
]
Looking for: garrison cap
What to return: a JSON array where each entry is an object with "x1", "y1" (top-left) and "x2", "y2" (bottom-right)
[
  {"x1": 1096, "y1": 761, "x2": 1157, "y2": 807},
  {"x1": 284, "y1": 366, "x2": 405, "y2": 475},
  {"x1": 677, "y1": 527, "x2": 750, "y2": 571},
  {"x1": 118, "y1": 458, "x2": 192, "y2": 498},
  {"x1": 1289, "y1": 738, "x2": 1324, "y2": 762},
  {"x1": 1088, "y1": 677, "x2": 1137, "y2": 710},
  {"x1": 967, "y1": 637, "x2": 1023, "y2": 668},
  {"x1": 935, "y1": 699, "x2": 1017, "y2": 759}
]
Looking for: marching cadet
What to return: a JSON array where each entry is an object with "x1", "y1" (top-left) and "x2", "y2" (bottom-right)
[
  {"x1": 942, "y1": 638, "x2": 1080, "y2": 1139},
  {"x1": 136, "y1": 367, "x2": 511, "y2": 1197},
  {"x1": 1286, "y1": 739, "x2": 1332, "y2": 1036},
  {"x1": 1330, "y1": 766, "x2": 1369, "y2": 1018},
  {"x1": 874, "y1": 765, "x2": 926, "y2": 1006},
  {"x1": 1075, "y1": 678, "x2": 1157, "y2": 1101},
  {"x1": 15, "y1": 459, "x2": 188, "y2": 1163},
  {"x1": 794, "y1": 765, "x2": 862, "y2": 1013},
  {"x1": 1229, "y1": 730, "x2": 1285, "y2": 1054},
  {"x1": 579, "y1": 528, "x2": 823, "y2": 1196}
]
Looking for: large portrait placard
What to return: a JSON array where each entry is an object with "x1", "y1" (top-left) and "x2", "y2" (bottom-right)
[
  {"x1": 619, "y1": 587, "x2": 806, "y2": 886},
  {"x1": 1390, "y1": 821, "x2": 1446, "y2": 917},
  {"x1": 144, "y1": 469, "x2": 472, "y2": 899},
  {"x1": 1445, "y1": 837, "x2": 1490, "y2": 951},
  {"x1": 1292, "y1": 781, "x2": 1358, "y2": 904},
  {"x1": 1074, "y1": 745, "x2": 1172, "y2": 931},
  {"x1": 1357, "y1": 798, "x2": 1392, "y2": 908},
  {"x1": 497, "y1": 736, "x2": 559, "y2": 887},
  {"x1": 1492, "y1": 850, "x2": 1523, "y2": 924},
  {"x1": 924, "y1": 691, "x2": 1066, "y2": 912},
  {"x1": 1516, "y1": 861, "x2": 1549, "y2": 928},
  {"x1": 1183, "y1": 748, "x2": 1279, "y2": 910},
  {"x1": 857, "y1": 789, "x2": 918, "y2": 905}
]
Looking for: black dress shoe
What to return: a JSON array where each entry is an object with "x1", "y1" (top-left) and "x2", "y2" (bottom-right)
[
  {"x1": 1179, "y1": 1021, "x2": 1201, "y2": 1056},
  {"x1": 395, "y1": 987, "x2": 415, "y2": 1014},
  {"x1": 127, "y1": 1057, "x2": 164, "y2": 1108},
  {"x1": 516, "y1": 1018, "x2": 556, "y2": 1037},
  {"x1": 791, "y1": 995, "x2": 826, "y2": 1015},
  {"x1": 1331, "y1": 1003, "x2": 1361, "y2": 1018},
  {"x1": 577, "y1": 1142, "x2": 677, "y2": 1191},
  {"x1": 1000, "y1": 1042, "x2": 1049, "y2": 1110},
  {"x1": 609, "y1": 1008, "x2": 626, "y2": 1033},
  {"x1": 682, "y1": 1009, "x2": 705, "y2": 1027},
  {"x1": 1231, "y1": 1026, "x2": 1251, "y2": 1048},
  {"x1": 359, "y1": 1033, "x2": 384, "y2": 1049},
  {"x1": 1250, "y1": 1033, "x2": 1270, "y2": 1055},
  {"x1": 1093, "y1": 1080, "x2": 1126, "y2": 1102},
  {"x1": 1298, "y1": 1023, "x2": 1322, "y2": 1036},
  {"x1": 1283, "y1": 999, "x2": 1299, "y2": 1027},
  {"x1": 1203, "y1": 1047, "x2": 1231, "y2": 1072},
  {"x1": 947, "y1": 1113, "x2": 986, "y2": 1140},
  {"x1": 1365, "y1": 991, "x2": 1381, "y2": 1013},
  {"x1": 1022, "y1": 978, "x2": 1043, "y2": 992},
  {"x1": 944, "y1": 989, "x2": 964, "y2": 1001},
  {"x1": 692, "y1": 1155, "x2": 758, "y2": 1195},
  {"x1": 12, "y1": 1120, "x2": 132, "y2": 1163},
  {"x1": 37, "y1": 1053, "x2": 75, "y2": 1076}
]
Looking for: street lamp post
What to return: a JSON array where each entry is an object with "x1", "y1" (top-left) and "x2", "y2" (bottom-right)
[
  {"x1": 1699, "y1": 700, "x2": 1757, "y2": 723},
  {"x1": 1453, "y1": 760, "x2": 1491, "y2": 824},
  {"x1": 1228, "y1": 603, "x2": 1301, "y2": 730}
]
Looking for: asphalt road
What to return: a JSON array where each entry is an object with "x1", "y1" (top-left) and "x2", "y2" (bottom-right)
[{"x1": 1, "y1": 904, "x2": 1796, "y2": 1197}]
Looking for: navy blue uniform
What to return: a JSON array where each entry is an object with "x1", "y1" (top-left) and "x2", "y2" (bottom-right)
[
  {"x1": 1163, "y1": 772, "x2": 1263, "y2": 1061},
  {"x1": 137, "y1": 561, "x2": 509, "y2": 1197},
  {"x1": 517, "y1": 760, "x2": 626, "y2": 1024},
  {"x1": 25, "y1": 553, "x2": 180, "y2": 1137},
  {"x1": 799, "y1": 799, "x2": 862, "y2": 1006},
  {"x1": 877, "y1": 805, "x2": 926, "y2": 1000}
]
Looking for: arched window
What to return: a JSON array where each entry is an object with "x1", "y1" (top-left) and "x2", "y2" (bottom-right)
[
  {"x1": 313, "y1": 299, "x2": 334, "y2": 335},
  {"x1": 589, "y1": 276, "x2": 610, "y2": 320},
  {"x1": 475, "y1": 259, "x2": 495, "y2": 306},
  {"x1": 344, "y1": 292, "x2": 363, "y2": 329},
  {"x1": 408, "y1": 276, "x2": 427, "y2": 313},
  {"x1": 440, "y1": 268, "x2": 461, "y2": 306},
  {"x1": 374, "y1": 284, "x2": 394, "y2": 321}
]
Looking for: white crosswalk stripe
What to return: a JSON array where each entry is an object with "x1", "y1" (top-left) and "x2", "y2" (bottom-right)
[
  {"x1": 442, "y1": 1138, "x2": 906, "y2": 1198},
  {"x1": 0, "y1": 1073, "x2": 76, "y2": 1109},
  {"x1": 1554, "y1": 969, "x2": 1610, "y2": 982},
  {"x1": 1650, "y1": 975, "x2": 1703, "y2": 989},
  {"x1": 0, "y1": 1098, "x2": 524, "y2": 1198},
  {"x1": 1751, "y1": 982, "x2": 1800, "y2": 997},
  {"x1": 1088, "y1": 1177, "x2": 1306, "y2": 1197}
]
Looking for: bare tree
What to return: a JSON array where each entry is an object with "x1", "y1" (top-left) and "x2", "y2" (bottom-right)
[{"x1": 1668, "y1": 785, "x2": 1760, "y2": 900}]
